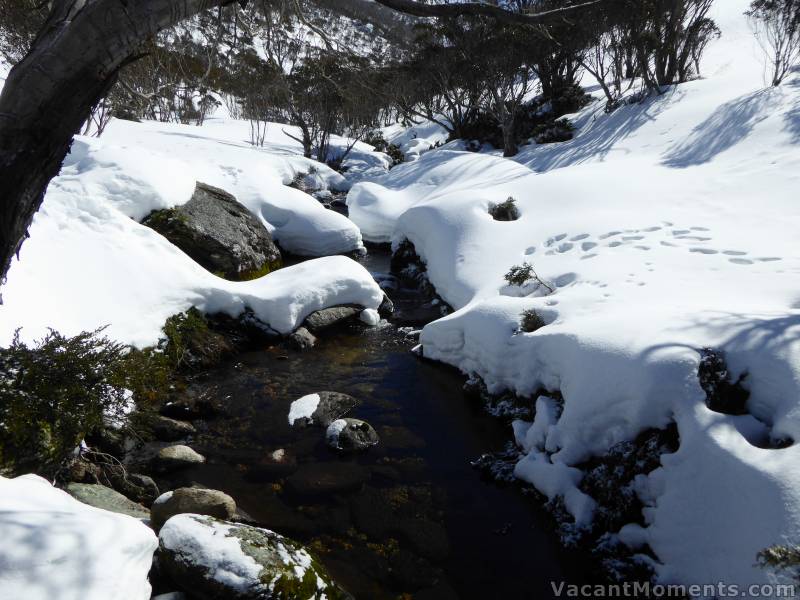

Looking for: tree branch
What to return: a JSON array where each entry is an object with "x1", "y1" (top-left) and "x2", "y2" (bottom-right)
[{"x1": 371, "y1": 0, "x2": 604, "y2": 26}]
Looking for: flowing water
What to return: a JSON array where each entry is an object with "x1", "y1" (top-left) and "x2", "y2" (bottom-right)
[{"x1": 165, "y1": 250, "x2": 592, "y2": 599}]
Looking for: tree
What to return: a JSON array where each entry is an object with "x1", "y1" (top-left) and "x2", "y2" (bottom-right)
[
  {"x1": 0, "y1": 0, "x2": 602, "y2": 284},
  {"x1": 747, "y1": 0, "x2": 800, "y2": 86}
]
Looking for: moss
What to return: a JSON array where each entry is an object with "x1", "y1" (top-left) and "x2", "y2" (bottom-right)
[{"x1": 238, "y1": 256, "x2": 283, "y2": 281}]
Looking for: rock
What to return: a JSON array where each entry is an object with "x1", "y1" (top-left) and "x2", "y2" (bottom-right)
[
  {"x1": 288, "y1": 391, "x2": 360, "y2": 428},
  {"x1": 109, "y1": 471, "x2": 160, "y2": 506},
  {"x1": 152, "y1": 593, "x2": 187, "y2": 600},
  {"x1": 287, "y1": 326, "x2": 316, "y2": 351},
  {"x1": 65, "y1": 482, "x2": 150, "y2": 519},
  {"x1": 151, "y1": 487, "x2": 237, "y2": 530},
  {"x1": 286, "y1": 462, "x2": 369, "y2": 497},
  {"x1": 158, "y1": 514, "x2": 349, "y2": 599},
  {"x1": 154, "y1": 445, "x2": 206, "y2": 472},
  {"x1": 151, "y1": 415, "x2": 197, "y2": 442},
  {"x1": 303, "y1": 306, "x2": 360, "y2": 333},
  {"x1": 326, "y1": 418, "x2": 379, "y2": 452},
  {"x1": 246, "y1": 449, "x2": 298, "y2": 481},
  {"x1": 378, "y1": 294, "x2": 395, "y2": 317},
  {"x1": 143, "y1": 182, "x2": 281, "y2": 281}
]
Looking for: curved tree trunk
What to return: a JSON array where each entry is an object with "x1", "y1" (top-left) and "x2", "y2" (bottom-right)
[{"x1": 0, "y1": 0, "x2": 234, "y2": 285}]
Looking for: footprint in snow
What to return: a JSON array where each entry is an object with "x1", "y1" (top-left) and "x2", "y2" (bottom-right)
[{"x1": 690, "y1": 248, "x2": 719, "y2": 254}]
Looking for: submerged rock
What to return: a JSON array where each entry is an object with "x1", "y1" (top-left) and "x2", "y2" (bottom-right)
[
  {"x1": 151, "y1": 487, "x2": 237, "y2": 530},
  {"x1": 65, "y1": 482, "x2": 150, "y2": 519},
  {"x1": 158, "y1": 514, "x2": 349, "y2": 599},
  {"x1": 143, "y1": 182, "x2": 281, "y2": 281},
  {"x1": 326, "y1": 418, "x2": 379, "y2": 452},
  {"x1": 286, "y1": 462, "x2": 369, "y2": 496},
  {"x1": 150, "y1": 415, "x2": 197, "y2": 442}
]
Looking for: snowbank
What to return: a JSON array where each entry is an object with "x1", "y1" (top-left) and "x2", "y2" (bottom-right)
[
  {"x1": 0, "y1": 124, "x2": 385, "y2": 347},
  {"x1": 0, "y1": 474, "x2": 157, "y2": 600},
  {"x1": 347, "y1": 0, "x2": 800, "y2": 589},
  {"x1": 95, "y1": 119, "x2": 365, "y2": 256}
]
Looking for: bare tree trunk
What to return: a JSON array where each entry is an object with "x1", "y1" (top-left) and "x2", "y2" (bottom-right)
[{"x1": 0, "y1": 0, "x2": 234, "y2": 284}]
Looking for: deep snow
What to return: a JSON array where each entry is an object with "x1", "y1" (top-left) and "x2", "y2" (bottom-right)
[
  {"x1": 347, "y1": 0, "x2": 800, "y2": 591},
  {"x1": 0, "y1": 474, "x2": 157, "y2": 600},
  {"x1": 0, "y1": 120, "x2": 385, "y2": 347}
]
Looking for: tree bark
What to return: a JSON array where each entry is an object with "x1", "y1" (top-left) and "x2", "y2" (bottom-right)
[{"x1": 0, "y1": 0, "x2": 236, "y2": 284}]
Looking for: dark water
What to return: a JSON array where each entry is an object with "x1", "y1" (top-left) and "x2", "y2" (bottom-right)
[{"x1": 167, "y1": 251, "x2": 591, "y2": 599}]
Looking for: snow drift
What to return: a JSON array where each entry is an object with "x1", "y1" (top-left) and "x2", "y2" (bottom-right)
[{"x1": 0, "y1": 474, "x2": 157, "y2": 600}]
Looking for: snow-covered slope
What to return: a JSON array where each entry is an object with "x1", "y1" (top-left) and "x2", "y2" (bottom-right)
[
  {"x1": 0, "y1": 474, "x2": 157, "y2": 600},
  {"x1": 348, "y1": 0, "x2": 800, "y2": 590},
  {"x1": 0, "y1": 117, "x2": 385, "y2": 347}
]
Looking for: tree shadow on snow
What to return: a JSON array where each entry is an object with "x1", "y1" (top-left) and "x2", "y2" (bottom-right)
[
  {"x1": 782, "y1": 74, "x2": 800, "y2": 144},
  {"x1": 661, "y1": 88, "x2": 775, "y2": 168},
  {"x1": 513, "y1": 87, "x2": 684, "y2": 173}
]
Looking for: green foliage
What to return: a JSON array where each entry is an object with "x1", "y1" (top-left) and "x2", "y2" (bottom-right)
[
  {"x1": 533, "y1": 119, "x2": 575, "y2": 144},
  {"x1": 160, "y1": 307, "x2": 234, "y2": 371},
  {"x1": 519, "y1": 309, "x2": 546, "y2": 333},
  {"x1": 504, "y1": 262, "x2": 536, "y2": 287},
  {"x1": 385, "y1": 143, "x2": 405, "y2": 166},
  {"x1": 0, "y1": 329, "x2": 131, "y2": 475},
  {"x1": 488, "y1": 197, "x2": 520, "y2": 221},
  {"x1": 504, "y1": 262, "x2": 555, "y2": 294},
  {"x1": 757, "y1": 545, "x2": 800, "y2": 581}
]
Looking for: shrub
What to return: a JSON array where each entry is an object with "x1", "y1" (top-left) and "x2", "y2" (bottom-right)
[
  {"x1": 363, "y1": 129, "x2": 388, "y2": 152},
  {"x1": 0, "y1": 329, "x2": 132, "y2": 476},
  {"x1": 386, "y1": 143, "x2": 405, "y2": 167},
  {"x1": 533, "y1": 119, "x2": 575, "y2": 144},
  {"x1": 160, "y1": 307, "x2": 234, "y2": 371},
  {"x1": 488, "y1": 197, "x2": 521, "y2": 221},
  {"x1": 757, "y1": 545, "x2": 800, "y2": 581},
  {"x1": 519, "y1": 309, "x2": 546, "y2": 333}
]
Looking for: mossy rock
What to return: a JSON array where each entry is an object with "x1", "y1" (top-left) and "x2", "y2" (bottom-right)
[
  {"x1": 158, "y1": 514, "x2": 351, "y2": 599},
  {"x1": 143, "y1": 182, "x2": 282, "y2": 281}
]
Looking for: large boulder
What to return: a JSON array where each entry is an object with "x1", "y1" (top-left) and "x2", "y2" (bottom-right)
[
  {"x1": 143, "y1": 182, "x2": 281, "y2": 281},
  {"x1": 325, "y1": 418, "x2": 379, "y2": 452},
  {"x1": 287, "y1": 391, "x2": 360, "y2": 428},
  {"x1": 151, "y1": 487, "x2": 237, "y2": 530},
  {"x1": 158, "y1": 514, "x2": 349, "y2": 599},
  {"x1": 65, "y1": 482, "x2": 150, "y2": 519}
]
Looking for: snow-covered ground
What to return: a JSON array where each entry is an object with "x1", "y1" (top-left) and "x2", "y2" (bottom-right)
[
  {"x1": 0, "y1": 475, "x2": 157, "y2": 600},
  {"x1": 0, "y1": 117, "x2": 386, "y2": 347},
  {"x1": 348, "y1": 0, "x2": 800, "y2": 591}
]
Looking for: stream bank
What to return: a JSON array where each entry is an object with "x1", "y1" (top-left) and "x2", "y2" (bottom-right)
[{"x1": 151, "y1": 248, "x2": 595, "y2": 599}]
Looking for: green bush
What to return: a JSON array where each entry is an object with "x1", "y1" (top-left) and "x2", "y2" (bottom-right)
[
  {"x1": 519, "y1": 309, "x2": 546, "y2": 333},
  {"x1": 0, "y1": 328, "x2": 133, "y2": 476},
  {"x1": 757, "y1": 545, "x2": 800, "y2": 582},
  {"x1": 489, "y1": 197, "x2": 520, "y2": 221},
  {"x1": 504, "y1": 262, "x2": 554, "y2": 294},
  {"x1": 386, "y1": 143, "x2": 404, "y2": 167}
]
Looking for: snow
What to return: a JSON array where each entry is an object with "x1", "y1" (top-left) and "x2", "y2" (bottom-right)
[
  {"x1": 346, "y1": 0, "x2": 800, "y2": 590},
  {"x1": 0, "y1": 474, "x2": 157, "y2": 600},
  {"x1": 0, "y1": 122, "x2": 385, "y2": 347},
  {"x1": 159, "y1": 514, "x2": 263, "y2": 593},
  {"x1": 359, "y1": 308, "x2": 381, "y2": 326},
  {"x1": 288, "y1": 393, "x2": 321, "y2": 425},
  {"x1": 325, "y1": 419, "x2": 348, "y2": 447}
]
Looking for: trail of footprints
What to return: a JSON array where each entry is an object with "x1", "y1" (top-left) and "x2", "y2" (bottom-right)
[{"x1": 530, "y1": 222, "x2": 783, "y2": 266}]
